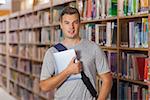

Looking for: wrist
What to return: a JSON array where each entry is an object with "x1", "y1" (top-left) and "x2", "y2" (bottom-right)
[{"x1": 63, "y1": 68, "x2": 72, "y2": 77}]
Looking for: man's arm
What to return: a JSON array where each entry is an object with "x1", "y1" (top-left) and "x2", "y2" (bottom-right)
[
  {"x1": 97, "y1": 72, "x2": 112, "y2": 100},
  {"x1": 40, "y1": 58, "x2": 82, "y2": 92}
]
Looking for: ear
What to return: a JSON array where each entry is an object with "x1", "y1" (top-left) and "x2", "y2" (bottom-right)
[{"x1": 59, "y1": 22, "x2": 62, "y2": 29}]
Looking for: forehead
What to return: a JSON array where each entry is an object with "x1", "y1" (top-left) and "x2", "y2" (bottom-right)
[{"x1": 62, "y1": 14, "x2": 79, "y2": 21}]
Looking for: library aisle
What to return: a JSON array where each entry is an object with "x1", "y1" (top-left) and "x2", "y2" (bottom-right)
[{"x1": 0, "y1": 87, "x2": 16, "y2": 100}]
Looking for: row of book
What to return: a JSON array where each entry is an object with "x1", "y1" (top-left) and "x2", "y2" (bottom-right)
[
  {"x1": 105, "y1": 51, "x2": 117, "y2": 74},
  {"x1": 19, "y1": 30, "x2": 40, "y2": 44},
  {"x1": 9, "y1": 57, "x2": 18, "y2": 69},
  {"x1": 9, "y1": 32, "x2": 18, "y2": 43},
  {"x1": 0, "y1": 33, "x2": 6, "y2": 43},
  {"x1": 0, "y1": 44, "x2": 6, "y2": 54},
  {"x1": 9, "y1": 81, "x2": 48, "y2": 100},
  {"x1": 121, "y1": 52, "x2": 149, "y2": 81},
  {"x1": 80, "y1": 21, "x2": 117, "y2": 47},
  {"x1": 78, "y1": 0, "x2": 117, "y2": 20},
  {"x1": 0, "y1": 76, "x2": 7, "y2": 88},
  {"x1": 10, "y1": 28, "x2": 53, "y2": 44},
  {"x1": 0, "y1": 55, "x2": 6, "y2": 65},
  {"x1": 20, "y1": 46, "x2": 47, "y2": 61},
  {"x1": 0, "y1": 66, "x2": 6, "y2": 76},
  {"x1": 119, "y1": 82, "x2": 149, "y2": 100},
  {"x1": 19, "y1": 11, "x2": 51, "y2": 29},
  {"x1": 128, "y1": 18, "x2": 148, "y2": 48},
  {"x1": 0, "y1": 21, "x2": 6, "y2": 32},
  {"x1": 120, "y1": 18, "x2": 149, "y2": 48},
  {"x1": 10, "y1": 70, "x2": 34, "y2": 91},
  {"x1": 118, "y1": 0, "x2": 149, "y2": 16},
  {"x1": 9, "y1": 18, "x2": 18, "y2": 30},
  {"x1": 53, "y1": 27, "x2": 63, "y2": 44},
  {"x1": 8, "y1": 45, "x2": 47, "y2": 61},
  {"x1": 9, "y1": 70, "x2": 49, "y2": 100},
  {"x1": 10, "y1": 58, "x2": 41, "y2": 78},
  {"x1": 9, "y1": 45, "x2": 18, "y2": 55}
]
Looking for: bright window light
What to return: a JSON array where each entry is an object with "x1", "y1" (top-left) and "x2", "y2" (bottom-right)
[{"x1": 0, "y1": 0, "x2": 6, "y2": 4}]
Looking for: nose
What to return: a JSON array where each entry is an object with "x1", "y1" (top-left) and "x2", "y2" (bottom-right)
[{"x1": 70, "y1": 23, "x2": 74, "y2": 29}]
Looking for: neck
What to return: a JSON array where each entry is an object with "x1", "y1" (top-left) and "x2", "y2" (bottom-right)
[{"x1": 62, "y1": 37, "x2": 81, "y2": 47}]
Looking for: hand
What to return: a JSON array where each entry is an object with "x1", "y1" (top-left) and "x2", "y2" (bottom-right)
[{"x1": 65, "y1": 57, "x2": 82, "y2": 75}]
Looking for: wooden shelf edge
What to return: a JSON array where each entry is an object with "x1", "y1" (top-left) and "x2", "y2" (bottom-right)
[
  {"x1": 119, "y1": 77, "x2": 149, "y2": 87},
  {"x1": 52, "y1": 0, "x2": 76, "y2": 7}
]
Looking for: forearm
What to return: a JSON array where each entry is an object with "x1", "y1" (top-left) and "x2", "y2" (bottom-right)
[
  {"x1": 40, "y1": 69, "x2": 70, "y2": 92},
  {"x1": 97, "y1": 73, "x2": 112, "y2": 100}
]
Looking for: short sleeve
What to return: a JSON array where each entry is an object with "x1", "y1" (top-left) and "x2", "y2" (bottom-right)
[
  {"x1": 95, "y1": 45, "x2": 110, "y2": 75},
  {"x1": 40, "y1": 48, "x2": 56, "y2": 81}
]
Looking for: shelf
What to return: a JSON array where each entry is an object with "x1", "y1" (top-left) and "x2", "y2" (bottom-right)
[
  {"x1": 35, "y1": 43, "x2": 51, "y2": 46},
  {"x1": 9, "y1": 12, "x2": 19, "y2": 18},
  {"x1": 0, "y1": 30, "x2": 5, "y2": 33},
  {"x1": 19, "y1": 43, "x2": 35, "y2": 45},
  {"x1": 20, "y1": 56, "x2": 43, "y2": 63},
  {"x1": 9, "y1": 54, "x2": 19, "y2": 58},
  {"x1": 118, "y1": 14, "x2": 148, "y2": 19},
  {"x1": 32, "y1": 58, "x2": 43, "y2": 63},
  {"x1": 32, "y1": 24, "x2": 51, "y2": 29},
  {"x1": 9, "y1": 29, "x2": 18, "y2": 32},
  {"x1": 81, "y1": 17, "x2": 117, "y2": 24},
  {"x1": 100, "y1": 46, "x2": 117, "y2": 50},
  {"x1": 0, "y1": 52, "x2": 6, "y2": 55},
  {"x1": 119, "y1": 77, "x2": 149, "y2": 87},
  {"x1": 19, "y1": 42, "x2": 51, "y2": 46},
  {"x1": 34, "y1": 2, "x2": 51, "y2": 11},
  {"x1": 10, "y1": 67, "x2": 31, "y2": 76},
  {"x1": 50, "y1": 23, "x2": 60, "y2": 27},
  {"x1": 119, "y1": 47, "x2": 149, "y2": 51},
  {"x1": 9, "y1": 42, "x2": 18, "y2": 45},
  {"x1": 19, "y1": 8, "x2": 33, "y2": 16},
  {"x1": 0, "y1": 73, "x2": 7, "y2": 78},
  {"x1": 9, "y1": 79, "x2": 33, "y2": 93},
  {"x1": 20, "y1": 56, "x2": 32, "y2": 61},
  {"x1": 0, "y1": 63, "x2": 6, "y2": 67},
  {"x1": 52, "y1": 0, "x2": 76, "y2": 7},
  {"x1": 0, "y1": 42, "x2": 6, "y2": 44}
]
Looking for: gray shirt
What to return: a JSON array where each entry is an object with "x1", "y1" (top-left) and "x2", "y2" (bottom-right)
[{"x1": 40, "y1": 39, "x2": 110, "y2": 100}]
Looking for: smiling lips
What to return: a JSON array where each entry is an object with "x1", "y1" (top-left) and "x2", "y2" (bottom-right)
[{"x1": 68, "y1": 30, "x2": 75, "y2": 34}]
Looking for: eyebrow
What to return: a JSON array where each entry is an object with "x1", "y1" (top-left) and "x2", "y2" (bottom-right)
[{"x1": 64, "y1": 19, "x2": 79, "y2": 23}]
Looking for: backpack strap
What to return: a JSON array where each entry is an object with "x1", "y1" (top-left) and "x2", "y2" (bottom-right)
[
  {"x1": 53, "y1": 43, "x2": 98, "y2": 98},
  {"x1": 53, "y1": 43, "x2": 67, "y2": 52}
]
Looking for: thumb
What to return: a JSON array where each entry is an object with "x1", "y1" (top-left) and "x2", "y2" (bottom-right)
[{"x1": 70, "y1": 57, "x2": 76, "y2": 63}]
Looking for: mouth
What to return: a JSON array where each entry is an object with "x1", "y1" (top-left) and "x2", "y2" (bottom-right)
[{"x1": 68, "y1": 30, "x2": 75, "y2": 34}]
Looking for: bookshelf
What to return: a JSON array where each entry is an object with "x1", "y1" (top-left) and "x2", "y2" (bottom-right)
[{"x1": 0, "y1": 0, "x2": 149, "y2": 100}]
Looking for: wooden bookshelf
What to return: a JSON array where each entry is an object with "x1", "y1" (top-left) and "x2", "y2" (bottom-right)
[
  {"x1": 81, "y1": 17, "x2": 117, "y2": 24},
  {"x1": 0, "y1": 0, "x2": 149, "y2": 100}
]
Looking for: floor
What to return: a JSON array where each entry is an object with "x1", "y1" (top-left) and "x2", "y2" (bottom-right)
[{"x1": 0, "y1": 87, "x2": 16, "y2": 100}]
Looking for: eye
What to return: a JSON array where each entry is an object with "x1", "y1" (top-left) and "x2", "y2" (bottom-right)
[
  {"x1": 64, "y1": 21, "x2": 69, "y2": 24},
  {"x1": 74, "y1": 20, "x2": 79, "y2": 24}
]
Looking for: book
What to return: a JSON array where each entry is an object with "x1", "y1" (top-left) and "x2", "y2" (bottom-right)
[{"x1": 53, "y1": 49, "x2": 81, "y2": 81}]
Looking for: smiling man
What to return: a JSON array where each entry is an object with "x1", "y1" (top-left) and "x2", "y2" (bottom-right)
[{"x1": 40, "y1": 6, "x2": 112, "y2": 100}]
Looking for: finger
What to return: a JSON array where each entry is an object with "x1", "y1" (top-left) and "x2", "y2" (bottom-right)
[{"x1": 71, "y1": 57, "x2": 76, "y2": 63}]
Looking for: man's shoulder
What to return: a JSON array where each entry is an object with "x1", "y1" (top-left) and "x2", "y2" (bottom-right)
[
  {"x1": 45, "y1": 46, "x2": 58, "y2": 54},
  {"x1": 82, "y1": 39, "x2": 99, "y2": 48}
]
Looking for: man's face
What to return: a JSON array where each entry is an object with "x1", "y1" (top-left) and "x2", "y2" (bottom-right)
[{"x1": 60, "y1": 14, "x2": 80, "y2": 39}]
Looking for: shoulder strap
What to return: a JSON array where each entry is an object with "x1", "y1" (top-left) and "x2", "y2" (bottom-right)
[
  {"x1": 53, "y1": 43, "x2": 67, "y2": 52},
  {"x1": 53, "y1": 43, "x2": 98, "y2": 98}
]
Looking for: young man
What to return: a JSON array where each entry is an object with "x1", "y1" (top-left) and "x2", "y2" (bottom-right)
[{"x1": 40, "y1": 6, "x2": 112, "y2": 100}]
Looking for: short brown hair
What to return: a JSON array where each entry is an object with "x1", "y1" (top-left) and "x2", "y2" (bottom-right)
[{"x1": 60, "y1": 6, "x2": 80, "y2": 22}]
